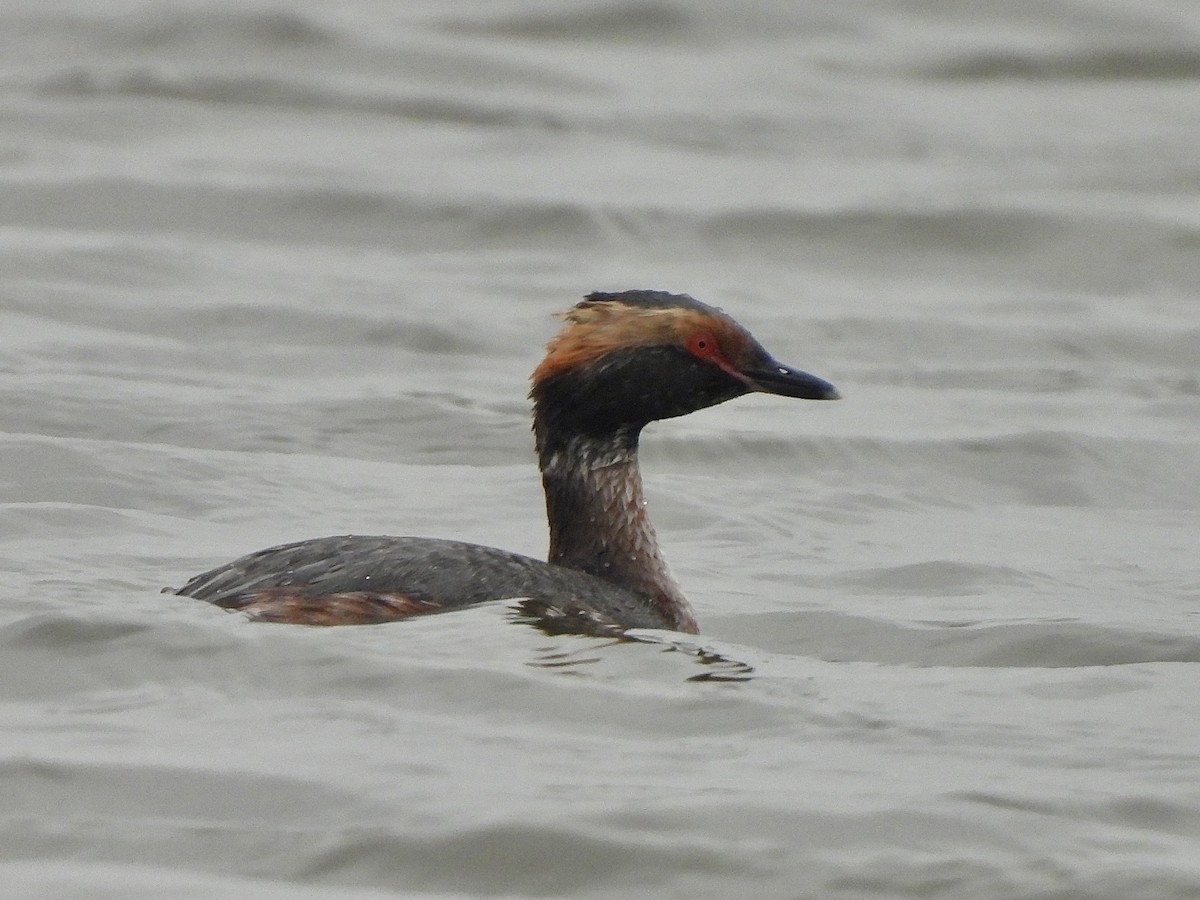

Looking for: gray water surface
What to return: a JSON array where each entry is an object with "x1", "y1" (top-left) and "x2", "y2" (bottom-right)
[{"x1": 2, "y1": 2, "x2": 1199, "y2": 898}]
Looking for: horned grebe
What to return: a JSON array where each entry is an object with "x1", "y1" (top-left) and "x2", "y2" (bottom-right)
[{"x1": 175, "y1": 290, "x2": 838, "y2": 635}]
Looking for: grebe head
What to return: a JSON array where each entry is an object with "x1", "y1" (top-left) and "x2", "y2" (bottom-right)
[{"x1": 531, "y1": 290, "x2": 838, "y2": 448}]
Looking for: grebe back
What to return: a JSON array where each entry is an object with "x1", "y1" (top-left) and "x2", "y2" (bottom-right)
[{"x1": 175, "y1": 290, "x2": 838, "y2": 635}]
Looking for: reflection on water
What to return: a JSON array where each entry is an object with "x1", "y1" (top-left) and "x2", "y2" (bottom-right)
[{"x1": 523, "y1": 620, "x2": 758, "y2": 683}]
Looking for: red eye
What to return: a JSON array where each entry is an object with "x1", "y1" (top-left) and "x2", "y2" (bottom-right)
[{"x1": 687, "y1": 332, "x2": 719, "y2": 359}]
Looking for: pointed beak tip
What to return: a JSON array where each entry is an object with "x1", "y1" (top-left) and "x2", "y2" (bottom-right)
[
  {"x1": 746, "y1": 363, "x2": 840, "y2": 401},
  {"x1": 805, "y1": 381, "x2": 840, "y2": 401}
]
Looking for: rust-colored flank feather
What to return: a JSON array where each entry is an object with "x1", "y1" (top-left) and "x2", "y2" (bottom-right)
[
  {"x1": 173, "y1": 290, "x2": 839, "y2": 635},
  {"x1": 216, "y1": 588, "x2": 440, "y2": 626}
]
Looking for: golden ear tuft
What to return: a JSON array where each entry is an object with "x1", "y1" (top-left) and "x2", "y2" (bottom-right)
[{"x1": 532, "y1": 301, "x2": 731, "y2": 384}]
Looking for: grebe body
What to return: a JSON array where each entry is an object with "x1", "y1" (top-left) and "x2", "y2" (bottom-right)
[{"x1": 175, "y1": 290, "x2": 838, "y2": 635}]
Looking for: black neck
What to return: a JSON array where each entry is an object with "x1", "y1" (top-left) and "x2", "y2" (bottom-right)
[{"x1": 534, "y1": 425, "x2": 696, "y2": 633}]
